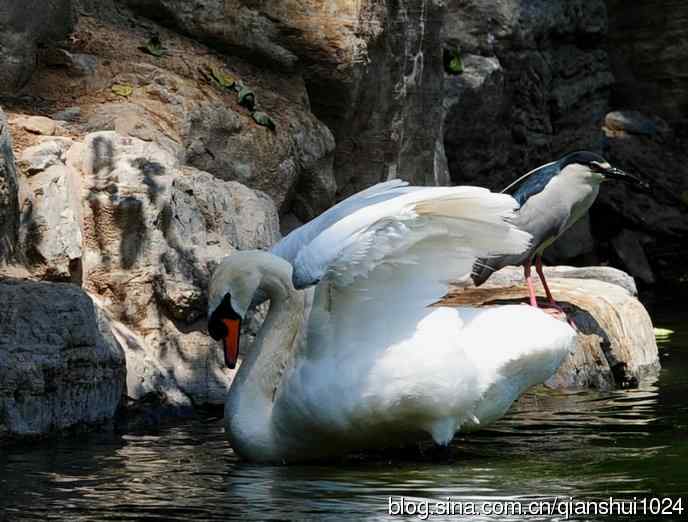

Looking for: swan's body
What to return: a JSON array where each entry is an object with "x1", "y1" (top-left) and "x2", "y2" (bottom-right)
[{"x1": 209, "y1": 183, "x2": 576, "y2": 463}]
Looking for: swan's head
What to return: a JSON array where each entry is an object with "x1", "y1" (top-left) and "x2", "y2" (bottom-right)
[{"x1": 207, "y1": 250, "x2": 293, "y2": 369}]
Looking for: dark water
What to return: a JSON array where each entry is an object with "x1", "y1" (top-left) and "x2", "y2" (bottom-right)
[{"x1": 1, "y1": 314, "x2": 687, "y2": 521}]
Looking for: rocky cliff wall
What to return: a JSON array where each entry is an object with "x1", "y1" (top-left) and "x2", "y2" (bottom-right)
[
  {"x1": 0, "y1": 109, "x2": 19, "y2": 262},
  {"x1": 122, "y1": 0, "x2": 451, "y2": 198},
  {"x1": 441, "y1": 0, "x2": 687, "y2": 285},
  {"x1": 607, "y1": 0, "x2": 688, "y2": 128},
  {"x1": 443, "y1": 0, "x2": 611, "y2": 189}
]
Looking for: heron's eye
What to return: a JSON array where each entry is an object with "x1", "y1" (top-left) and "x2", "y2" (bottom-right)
[{"x1": 589, "y1": 161, "x2": 607, "y2": 173}]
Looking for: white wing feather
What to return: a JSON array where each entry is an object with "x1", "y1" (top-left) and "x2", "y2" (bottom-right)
[
  {"x1": 292, "y1": 186, "x2": 530, "y2": 289},
  {"x1": 268, "y1": 185, "x2": 575, "y2": 456},
  {"x1": 271, "y1": 180, "x2": 411, "y2": 266}
]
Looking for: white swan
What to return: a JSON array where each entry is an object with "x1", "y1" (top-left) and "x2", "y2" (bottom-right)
[{"x1": 208, "y1": 184, "x2": 576, "y2": 463}]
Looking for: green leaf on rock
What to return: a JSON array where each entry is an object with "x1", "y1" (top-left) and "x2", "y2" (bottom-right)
[
  {"x1": 210, "y1": 66, "x2": 236, "y2": 89},
  {"x1": 238, "y1": 87, "x2": 256, "y2": 110},
  {"x1": 253, "y1": 111, "x2": 276, "y2": 131},
  {"x1": 139, "y1": 35, "x2": 165, "y2": 57},
  {"x1": 449, "y1": 55, "x2": 463, "y2": 74},
  {"x1": 444, "y1": 48, "x2": 464, "y2": 75},
  {"x1": 112, "y1": 83, "x2": 134, "y2": 97}
]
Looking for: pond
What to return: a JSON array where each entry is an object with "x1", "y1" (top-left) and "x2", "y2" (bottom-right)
[{"x1": 1, "y1": 311, "x2": 686, "y2": 521}]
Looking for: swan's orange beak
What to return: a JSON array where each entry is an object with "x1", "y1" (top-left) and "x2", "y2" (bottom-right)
[{"x1": 223, "y1": 318, "x2": 241, "y2": 369}]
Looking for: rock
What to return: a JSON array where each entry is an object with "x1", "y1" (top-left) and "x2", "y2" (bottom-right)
[
  {"x1": 182, "y1": 97, "x2": 336, "y2": 221},
  {"x1": 607, "y1": 0, "x2": 688, "y2": 127},
  {"x1": 154, "y1": 166, "x2": 280, "y2": 323},
  {"x1": 123, "y1": 0, "x2": 450, "y2": 197},
  {"x1": 611, "y1": 229, "x2": 655, "y2": 285},
  {"x1": 444, "y1": 0, "x2": 612, "y2": 190},
  {"x1": 480, "y1": 265, "x2": 639, "y2": 297},
  {"x1": 8, "y1": 130, "x2": 281, "y2": 407},
  {"x1": 17, "y1": 138, "x2": 74, "y2": 175},
  {"x1": 73, "y1": 131, "x2": 278, "y2": 406},
  {"x1": 445, "y1": 276, "x2": 659, "y2": 389},
  {"x1": 279, "y1": 213, "x2": 304, "y2": 237},
  {"x1": 67, "y1": 52, "x2": 98, "y2": 77},
  {"x1": 94, "y1": 302, "x2": 195, "y2": 411},
  {"x1": 0, "y1": 279, "x2": 125, "y2": 442},
  {"x1": 40, "y1": 48, "x2": 98, "y2": 77},
  {"x1": 85, "y1": 103, "x2": 172, "y2": 148},
  {"x1": 600, "y1": 127, "x2": 688, "y2": 285},
  {"x1": 17, "y1": 139, "x2": 83, "y2": 282},
  {"x1": 542, "y1": 266, "x2": 638, "y2": 297},
  {"x1": 51, "y1": 107, "x2": 81, "y2": 123},
  {"x1": 0, "y1": 109, "x2": 19, "y2": 262},
  {"x1": 15, "y1": 116, "x2": 57, "y2": 136},
  {"x1": 0, "y1": 0, "x2": 75, "y2": 93},
  {"x1": 77, "y1": 60, "x2": 336, "y2": 221},
  {"x1": 604, "y1": 110, "x2": 661, "y2": 136}
]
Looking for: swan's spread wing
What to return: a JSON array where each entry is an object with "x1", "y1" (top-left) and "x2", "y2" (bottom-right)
[
  {"x1": 292, "y1": 186, "x2": 531, "y2": 291},
  {"x1": 272, "y1": 188, "x2": 573, "y2": 454},
  {"x1": 271, "y1": 180, "x2": 410, "y2": 266}
]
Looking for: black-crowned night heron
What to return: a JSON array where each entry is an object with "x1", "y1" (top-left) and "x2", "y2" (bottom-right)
[{"x1": 472, "y1": 151, "x2": 646, "y2": 314}]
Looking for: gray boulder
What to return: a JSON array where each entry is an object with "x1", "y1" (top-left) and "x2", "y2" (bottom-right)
[
  {"x1": 604, "y1": 110, "x2": 663, "y2": 137},
  {"x1": 0, "y1": 0, "x2": 75, "y2": 93},
  {"x1": 0, "y1": 109, "x2": 19, "y2": 262},
  {"x1": 0, "y1": 279, "x2": 125, "y2": 442},
  {"x1": 479, "y1": 265, "x2": 638, "y2": 297}
]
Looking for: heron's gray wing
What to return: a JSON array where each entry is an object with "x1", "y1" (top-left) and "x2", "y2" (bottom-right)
[
  {"x1": 270, "y1": 180, "x2": 412, "y2": 268},
  {"x1": 502, "y1": 161, "x2": 561, "y2": 206}
]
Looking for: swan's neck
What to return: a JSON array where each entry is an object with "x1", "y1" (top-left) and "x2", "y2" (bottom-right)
[{"x1": 225, "y1": 265, "x2": 304, "y2": 458}]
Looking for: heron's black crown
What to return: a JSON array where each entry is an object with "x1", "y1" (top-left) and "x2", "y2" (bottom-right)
[{"x1": 558, "y1": 151, "x2": 607, "y2": 169}]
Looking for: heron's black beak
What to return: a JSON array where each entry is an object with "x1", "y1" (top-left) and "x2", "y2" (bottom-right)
[{"x1": 604, "y1": 166, "x2": 650, "y2": 190}]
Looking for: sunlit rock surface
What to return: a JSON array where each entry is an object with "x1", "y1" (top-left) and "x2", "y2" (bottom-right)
[{"x1": 7, "y1": 130, "x2": 281, "y2": 409}]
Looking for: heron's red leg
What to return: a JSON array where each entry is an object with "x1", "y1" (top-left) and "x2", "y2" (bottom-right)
[
  {"x1": 523, "y1": 262, "x2": 538, "y2": 307},
  {"x1": 535, "y1": 255, "x2": 573, "y2": 325},
  {"x1": 535, "y1": 255, "x2": 555, "y2": 303}
]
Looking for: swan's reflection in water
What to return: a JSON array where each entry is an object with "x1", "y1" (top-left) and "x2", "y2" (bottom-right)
[{"x1": 2, "y1": 328, "x2": 687, "y2": 521}]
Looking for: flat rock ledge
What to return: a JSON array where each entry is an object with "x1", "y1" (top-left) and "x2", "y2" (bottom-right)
[
  {"x1": 0, "y1": 279, "x2": 125, "y2": 443},
  {"x1": 445, "y1": 268, "x2": 659, "y2": 390}
]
